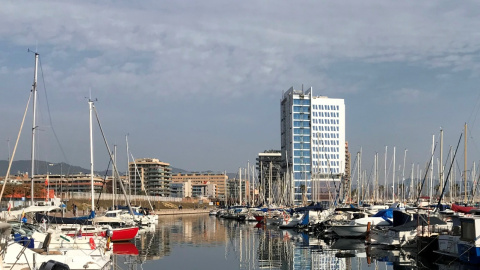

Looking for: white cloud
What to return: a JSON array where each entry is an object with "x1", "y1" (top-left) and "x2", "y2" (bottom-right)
[
  {"x1": 3, "y1": 0, "x2": 480, "y2": 172},
  {"x1": 383, "y1": 88, "x2": 437, "y2": 104},
  {"x1": 2, "y1": 0, "x2": 480, "y2": 100}
]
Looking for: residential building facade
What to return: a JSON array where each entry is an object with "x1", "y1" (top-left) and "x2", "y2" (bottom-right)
[
  {"x1": 129, "y1": 158, "x2": 172, "y2": 197},
  {"x1": 192, "y1": 182, "x2": 216, "y2": 198},
  {"x1": 170, "y1": 180, "x2": 192, "y2": 198},
  {"x1": 172, "y1": 173, "x2": 227, "y2": 200}
]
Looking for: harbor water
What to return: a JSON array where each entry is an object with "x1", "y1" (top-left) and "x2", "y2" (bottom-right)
[{"x1": 111, "y1": 213, "x2": 476, "y2": 270}]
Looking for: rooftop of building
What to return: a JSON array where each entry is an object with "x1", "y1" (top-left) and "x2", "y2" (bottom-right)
[
  {"x1": 173, "y1": 172, "x2": 226, "y2": 176},
  {"x1": 131, "y1": 158, "x2": 170, "y2": 166}
]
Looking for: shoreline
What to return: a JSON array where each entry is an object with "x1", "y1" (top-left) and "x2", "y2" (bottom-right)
[
  {"x1": 155, "y1": 209, "x2": 210, "y2": 215},
  {"x1": 57, "y1": 208, "x2": 211, "y2": 218}
]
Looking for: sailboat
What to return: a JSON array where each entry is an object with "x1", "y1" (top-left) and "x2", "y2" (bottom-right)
[
  {"x1": 38, "y1": 99, "x2": 139, "y2": 241},
  {"x1": 1, "y1": 52, "x2": 113, "y2": 270},
  {"x1": 82, "y1": 99, "x2": 139, "y2": 241}
]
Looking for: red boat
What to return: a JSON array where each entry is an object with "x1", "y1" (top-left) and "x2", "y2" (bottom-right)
[
  {"x1": 254, "y1": 215, "x2": 265, "y2": 223},
  {"x1": 64, "y1": 226, "x2": 139, "y2": 242},
  {"x1": 111, "y1": 227, "x2": 139, "y2": 242},
  {"x1": 113, "y1": 242, "x2": 139, "y2": 255}
]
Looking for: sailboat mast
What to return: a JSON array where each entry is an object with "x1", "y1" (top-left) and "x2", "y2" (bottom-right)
[
  {"x1": 125, "y1": 135, "x2": 130, "y2": 203},
  {"x1": 392, "y1": 146, "x2": 395, "y2": 203},
  {"x1": 376, "y1": 153, "x2": 379, "y2": 202},
  {"x1": 384, "y1": 146, "x2": 387, "y2": 203},
  {"x1": 89, "y1": 99, "x2": 95, "y2": 212},
  {"x1": 440, "y1": 129, "x2": 444, "y2": 197},
  {"x1": 410, "y1": 163, "x2": 414, "y2": 202},
  {"x1": 373, "y1": 153, "x2": 377, "y2": 202},
  {"x1": 251, "y1": 165, "x2": 255, "y2": 206},
  {"x1": 113, "y1": 145, "x2": 116, "y2": 208},
  {"x1": 464, "y1": 123, "x2": 468, "y2": 204},
  {"x1": 244, "y1": 167, "x2": 247, "y2": 205},
  {"x1": 402, "y1": 149, "x2": 407, "y2": 202},
  {"x1": 247, "y1": 161, "x2": 250, "y2": 205},
  {"x1": 269, "y1": 162, "x2": 273, "y2": 205},
  {"x1": 356, "y1": 151, "x2": 360, "y2": 206},
  {"x1": 430, "y1": 135, "x2": 435, "y2": 204},
  {"x1": 30, "y1": 52, "x2": 39, "y2": 205},
  {"x1": 224, "y1": 170, "x2": 227, "y2": 206},
  {"x1": 239, "y1": 168, "x2": 242, "y2": 205}
]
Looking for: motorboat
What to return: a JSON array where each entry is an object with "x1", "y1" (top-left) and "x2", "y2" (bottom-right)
[
  {"x1": 331, "y1": 208, "x2": 394, "y2": 238},
  {"x1": 279, "y1": 212, "x2": 306, "y2": 229}
]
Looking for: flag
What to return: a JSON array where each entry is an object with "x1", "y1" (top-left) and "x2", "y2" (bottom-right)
[
  {"x1": 7, "y1": 203, "x2": 11, "y2": 212},
  {"x1": 45, "y1": 175, "x2": 49, "y2": 185}
]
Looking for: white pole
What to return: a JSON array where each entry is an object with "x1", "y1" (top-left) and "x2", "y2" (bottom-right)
[
  {"x1": 374, "y1": 153, "x2": 377, "y2": 202},
  {"x1": 30, "y1": 52, "x2": 39, "y2": 205},
  {"x1": 89, "y1": 99, "x2": 95, "y2": 212},
  {"x1": 393, "y1": 146, "x2": 396, "y2": 203},
  {"x1": 247, "y1": 161, "x2": 250, "y2": 205},
  {"x1": 360, "y1": 148, "x2": 362, "y2": 203},
  {"x1": 113, "y1": 145, "x2": 116, "y2": 208},
  {"x1": 357, "y1": 151, "x2": 360, "y2": 206},
  {"x1": 440, "y1": 129, "x2": 444, "y2": 196},
  {"x1": 244, "y1": 167, "x2": 247, "y2": 205},
  {"x1": 402, "y1": 149, "x2": 407, "y2": 202},
  {"x1": 224, "y1": 170, "x2": 227, "y2": 206},
  {"x1": 430, "y1": 135, "x2": 435, "y2": 204},
  {"x1": 126, "y1": 135, "x2": 130, "y2": 202},
  {"x1": 384, "y1": 146, "x2": 387, "y2": 203},
  {"x1": 410, "y1": 163, "x2": 414, "y2": 202},
  {"x1": 239, "y1": 168, "x2": 242, "y2": 205}
]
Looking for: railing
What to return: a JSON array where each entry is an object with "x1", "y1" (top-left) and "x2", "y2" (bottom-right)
[{"x1": 68, "y1": 192, "x2": 182, "y2": 202}]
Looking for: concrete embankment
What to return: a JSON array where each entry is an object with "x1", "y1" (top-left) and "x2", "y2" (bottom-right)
[{"x1": 155, "y1": 209, "x2": 210, "y2": 215}]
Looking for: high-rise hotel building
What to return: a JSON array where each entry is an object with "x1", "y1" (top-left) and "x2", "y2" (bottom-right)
[{"x1": 281, "y1": 87, "x2": 346, "y2": 204}]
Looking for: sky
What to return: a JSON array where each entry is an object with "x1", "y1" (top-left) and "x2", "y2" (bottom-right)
[{"x1": 2, "y1": 1, "x2": 480, "y2": 178}]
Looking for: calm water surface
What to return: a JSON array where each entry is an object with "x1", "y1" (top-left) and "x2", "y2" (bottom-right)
[{"x1": 111, "y1": 214, "x2": 470, "y2": 270}]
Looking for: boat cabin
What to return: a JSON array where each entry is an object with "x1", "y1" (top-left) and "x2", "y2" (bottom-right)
[{"x1": 459, "y1": 217, "x2": 480, "y2": 245}]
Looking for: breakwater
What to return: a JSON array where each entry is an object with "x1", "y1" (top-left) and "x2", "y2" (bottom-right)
[{"x1": 155, "y1": 209, "x2": 210, "y2": 215}]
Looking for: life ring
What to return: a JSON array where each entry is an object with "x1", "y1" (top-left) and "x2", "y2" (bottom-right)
[{"x1": 89, "y1": 237, "x2": 96, "y2": 250}]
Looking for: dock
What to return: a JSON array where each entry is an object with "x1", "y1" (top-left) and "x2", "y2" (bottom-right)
[{"x1": 155, "y1": 209, "x2": 210, "y2": 215}]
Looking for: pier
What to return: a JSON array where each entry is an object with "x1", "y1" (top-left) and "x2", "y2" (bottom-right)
[{"x1": 155, "y1": 209, "x2": 210, "y2": 215}]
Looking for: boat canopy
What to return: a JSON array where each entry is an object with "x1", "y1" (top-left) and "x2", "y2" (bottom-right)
[
  {"x1": 391, "y1": 215, "x2": 446, "y2": 231},
  {"x1": 294, "y1": 202, "x2": 324, "y2": 212},
  {"x1": 372, "y1": 208, "x2": 394, "y2": 219},
  {"x1": 451, "y1": 204, "x2": 477, "y2": 214},
  {"x1": 115, "y1": 206, "x2": 143, "y2": 216},
  {"x1": 23, "y1": 205, "x2": 61, "y2": 213}
]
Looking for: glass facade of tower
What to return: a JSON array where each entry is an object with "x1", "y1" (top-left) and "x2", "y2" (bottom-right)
[
  {"x1": 281, "y1": 87, "x2": 345, "y2": 205},
  {"x1": 292, "y1": 98, "x2": 312, "y2": 202}
]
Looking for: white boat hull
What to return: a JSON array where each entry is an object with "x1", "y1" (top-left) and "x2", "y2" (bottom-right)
[{"x1": 332, "y1": 225, "x2": 368, "y2": 237}]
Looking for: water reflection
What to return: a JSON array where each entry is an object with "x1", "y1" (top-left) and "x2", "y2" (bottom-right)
[{"x1": 111, "y1": 215, "x2": 477, "y2": 270}]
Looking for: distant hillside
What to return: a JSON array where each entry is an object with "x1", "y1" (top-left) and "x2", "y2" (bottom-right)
[
  {"x1": 0, "y1": 160, "x2": 217, "y2": 177},
  {"x1": 0, "y1": 160, "x2": 89, "y2": 176}
]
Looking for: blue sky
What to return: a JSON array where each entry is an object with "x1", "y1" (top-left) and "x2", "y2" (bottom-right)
[{"x1": 2, "y1": 1, "x2": 480, "y2": 178}]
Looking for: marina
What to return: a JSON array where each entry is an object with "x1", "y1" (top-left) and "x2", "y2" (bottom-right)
[
  {"x1": 4, "y1": 203, "x2": 480, "y2": 269},
  {"x1": 3, "y1": 2, "x2": 480, "y2": 270},
  {"x1": 110, "y1": 213, "x2": 479, "y2": 270}
]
